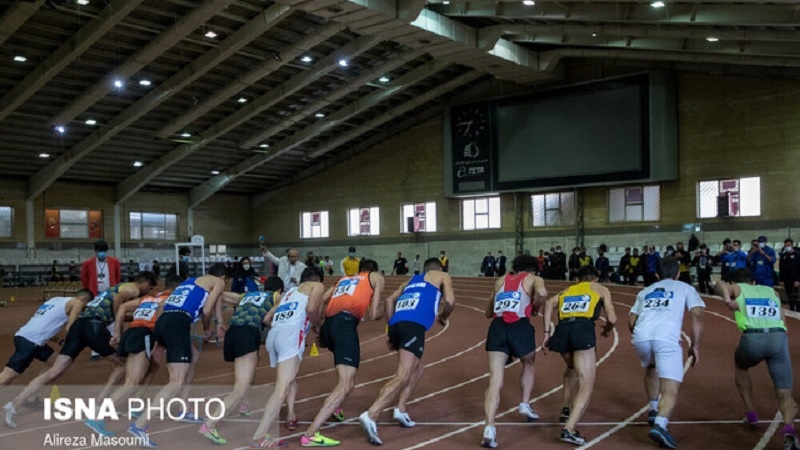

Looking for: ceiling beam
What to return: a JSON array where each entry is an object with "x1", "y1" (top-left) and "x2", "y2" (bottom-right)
[
  {"x1": 156, "y1": 23, "x2": 341, "y2": 139},
  {"x1": 0, "y1": 0, "x2": 143, "y2": 124},
  {"x1": 252, "y1": 69, "x2": 483, "y2": 207},
  {"x1": 26, "y1": 4, "x2": 292, "y2": 201},
  {"x1": 51, "y1": 0, "x2": 234, "y2": 127},
  {"x1": 115, "y1": 35, "x2": 380, "y2": 204},
  {"x1": 188, "y1": 59, "x2": 450, "y2": 207},
  {"x1": 0, "y1": 0, "x2": 44, "y2": 48}
]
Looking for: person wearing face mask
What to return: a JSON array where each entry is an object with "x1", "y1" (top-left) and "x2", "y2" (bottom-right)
[
  {"x1": 643, "y1": 246, "x2": 661, "y2": 287},
  {"x1": 166, "y1": 247, "x2": 192, "y2": 282},
  {"x1": 720, "y1": 240, "x2": 748, "y2": 282},
  {"x1": 262, "y1": 244, "x2": 307, "y2": 290},
  {"x1": 231, "y1": 256, "x2": 259, "y2": 294},
  {"x1": 341, "y1": 246, "x2": 361, "y2": 277},
  {"x1": 674, "y1": 242, "x2": 692, "y2": 284},
  {"x1": 779, "y1": 239, "x2": 800, "y2": 312},
  {"x1": 748, "y1": 236, "x2": 777, "y2": 287},
  {"x1": 81, "y1": 240, "x2": 121, "y2": 297}
]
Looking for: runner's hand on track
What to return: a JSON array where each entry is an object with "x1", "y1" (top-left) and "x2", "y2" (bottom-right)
[
  {"x1": 437, "y1": 314, "x2": 447, "y2": 326},
  {"x1": 109, "y1": 335, "x2": 120, "y2": 349},
  {"x1": 541, "y1": 333, "x2": 550, "y2": 354}
]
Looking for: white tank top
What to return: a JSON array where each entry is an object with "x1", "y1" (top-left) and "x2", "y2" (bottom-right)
[
  {"x1": 16, "y1": 297, "x2": 71, "y2": 346},
  {"x1": 270, "y1": 287, "x2": 309, "y2": 332}
]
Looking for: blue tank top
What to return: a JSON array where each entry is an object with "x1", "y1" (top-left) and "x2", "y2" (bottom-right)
[
  {"x1": 388, "y1": 274, "x2": 441, "y2": 331},
  {"x1": 163, "y1": 278, "x2": 210, "y2": 323}
]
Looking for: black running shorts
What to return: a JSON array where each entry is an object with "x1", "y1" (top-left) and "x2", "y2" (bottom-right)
[
  {"x1": 388, "y1": 321, "x2": 426, "y2": 359},
  {"x1": 485, "y1": 317, "x2": 536, "y2": 358},
  {"x1": 6, "y1": 336, "x2": 54, "y2": 374},
  {"x1": 60, "y1": 316, "x2": 115, "y2": 359},
  {"x1": 319, "y1": 312, "x2": 361, "y2": 368},
  {"x1": 223, "y1": 325, "x2": 261, "y2": 362},
  {"x1": 153, "y1": 311, "x2": 193, "y2": 363},
  {"x1": 547, "y1": 318, "x2": 596, "y2": 354},
  {"x1": 117, "y1": 327, "x2": 153, "y2": 357}
]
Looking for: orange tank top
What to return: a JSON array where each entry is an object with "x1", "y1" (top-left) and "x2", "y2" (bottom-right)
[
  {"x1": 130, "y1": 291, "x2": 171, "y2": 330},
  {"x1": 325, "y1": 272, "x2": 374, "y2": 320}
]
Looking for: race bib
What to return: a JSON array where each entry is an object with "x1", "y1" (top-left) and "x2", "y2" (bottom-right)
[
  {"x1": 273, "y1": 301, "x2": 298, "y2": 324},
  {"x1": 745, "y1": 298, "x2": 779, "y2": 318},
  {"x1": 494, "y1": 291, "x2": 521, "y2": 314},
  {"x1": 35, "y1": 304, "x2": 55, "y2": 316},
  {"x1": 240, "y1": 293, "x2": 268, "y2": 307},
  {"x1": 561, "y1": 294, "x2": 591, "y2": 314},
  {"x1": 133, "y1": 302, "x2": 159, "y2": 321},
  {"x1": 165, "y1": 286, "x2": 193, "y2": 308},
  {"x1": 333, "y1": 278, "x2": 359, "y2": 298},
  {"x1": 87, "y1": 294, "x2": 106, "y2": 308},
  {"x1": 395, "y1": 292, "x2": 420, "y2": 312},
  {"x1": 643, "y1": 290, "x2": 673, "y2": 309}
]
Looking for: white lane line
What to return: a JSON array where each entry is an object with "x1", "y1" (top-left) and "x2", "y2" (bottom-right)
[
  {"x1": 222, "y1": 418, "x2": 785, "y2": 426},
  {"x1": 400, "y1": 323, "x2": 620, "y2": 450},
  {"x1": 754, "y1": 411, "x2": 782, "y2": 450}
]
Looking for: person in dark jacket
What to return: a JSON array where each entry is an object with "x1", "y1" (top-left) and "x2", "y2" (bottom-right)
[
  {"x1": 692, "y1": 248, "x2": 712, "y2": 294},
  {"x1": 595, "y1": 250, "x2": 610, "y2": 283},
  {"x1": 481, "y1": 252, "x2": 496, "y2": 277},
  {"x1": 674, "y1": 242, "x2": 692, "y2": 284},
  {"x1": 495, "y1": 251, "x2": 507, "y2": 277},
  {"x1": 643, "y1": 246, "x2": 660, "y2": 287},
  {"x1": 231, "y1": 256, "x2": 258, "y2": 293},
  {"x1": 554, "y1": 246, "x2": 567, "y2": 280},
  {"x1": 780, "y1": 238, "x2": 800, "y2": 311},
  {"x1": 688, "y1": 233, "x2": 700, "y2": 252}
]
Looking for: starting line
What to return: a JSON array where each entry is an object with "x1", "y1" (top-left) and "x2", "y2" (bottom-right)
[{"x1": 219, "y1": 418, "x2": 785, "y2": 427}]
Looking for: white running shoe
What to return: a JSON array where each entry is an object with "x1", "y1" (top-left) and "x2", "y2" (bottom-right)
[
  {"x1": 481, "y1": 425, "x2": 498, "y2": 448},
  {"x1": 358, "y1": 411, "x2": 383, "y2": 446},
  {"x1": 519, "y1": 402, "x2": 540, "y2": 422},
  {"x1": 393, "y1": 408, "x2": 416, "y2": 428},
  {"x1": 3, "y1": 402, "x2": 16, "y2": 428}
]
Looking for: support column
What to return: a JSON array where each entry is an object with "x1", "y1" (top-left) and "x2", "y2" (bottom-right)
[
  {"x1": 575, "y1": 189, "x2": 585, "y2": 248},
  {"x1": 514, "y1": 192, "x2": 524, "y2": 255},
  {"x1": 25, "y1": 199, "x2": 34, "y2": 260},
  {"x1": 114, "y1": 204, "x2": 122, "y2": 257},
  {"x1": 187, "y1": 207, "x2": 194, "y2": 237}
]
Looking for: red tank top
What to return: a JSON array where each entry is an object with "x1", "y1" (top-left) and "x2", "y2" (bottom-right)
[
  {"x1": 493, "y1": 273, "x2": 533, "y2": 324},
  {"x1": 325, "y1": 272, "x2": 374, "y2": 320}
]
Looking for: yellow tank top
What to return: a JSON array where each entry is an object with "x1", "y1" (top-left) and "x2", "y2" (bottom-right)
[
  {"x1": 342, "y1": 257, "x2": 360, "y2": 276},
  {"x1": 558, "y1": 282, "x2": 603, "y2": 321},
  {"x1": 628, "y1": 256, "x2": 640, "y2": 272}
]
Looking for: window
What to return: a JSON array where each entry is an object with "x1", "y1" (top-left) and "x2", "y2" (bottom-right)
[
  {"x1": 348, "y1": 207, "x2": 380, "y2": 236},
  {"x1": 0, "y1": 206, "x2": 11, "y2": 238},
  {"x1": 45, "y1": 209, "x2": 104, "y2": 239},
  {"x1": 301, "y1": 211, "x2": 329, "y2": 238},
  {"x1": 129, "y1": 212, "x2": 178, "y2": 240},
  {"x1": 609, "y1": 186, "x2": 660, "y2": 222},
  {"x1": 531, "y1": 192, "x2": 575, "y2": 227},
  {"x1": 209, "y1": 245, "x2": 227, "y2": 255},
  {"x1": 697, "y1": 177, "x2": 760, "y2": 218},
  {"x1": 462, "y1": 197, "x2": 501, "y2": 230},
  {"x1": 402, "y1": 202, "x2": 437, "y2": 233}
]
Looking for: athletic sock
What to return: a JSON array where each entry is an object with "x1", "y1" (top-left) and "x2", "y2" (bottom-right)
[
  {"x1": 649, "y1": 400, "x2": 659, "y2": 412},
  {"x1": 784, "y1": 425, "x2": 796, "y2": 435},
  {"x1": 654, "y1": 416, "x2": 668, "y2": 429}
]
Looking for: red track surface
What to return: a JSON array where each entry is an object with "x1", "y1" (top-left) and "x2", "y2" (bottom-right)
[{"x1": 0, "y1": 276, "x2": 796, "y2": 450}]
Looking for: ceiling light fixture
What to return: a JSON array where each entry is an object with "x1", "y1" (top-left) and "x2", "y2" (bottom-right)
[
  {"x1": 338, "y1": 59, "x2": 348, "y2": 67},
  {"x1": 237, "y1": 97, "x2": 248, "y2": 103},
  {"x1": 76, "y1": 0, "x2": 90, "y2": 5},
  {"x1": 180, "y1": 132, "x2": 191, "y2": 138},
  {"x1": 113, "y1": 79, "x2": 123, "y2": 88},
  {"x1": 55, "y1": 125, "x2": 65, "y2": 134},
  {"x1": 259, "y1": 143, "x2": 270, "y2": 148},
  {"x1": 210, "y1": 170, "x2": 220, "y2": 175},
  {"x1": 706, "y1": 36, "x2": 719, "y2": 42},
  {"x1": 85, "y1": 119, "x2": 97, "y2": 125},
  {"x1": 378, "y1": 76, "x2": 390, "y2": 83},
  {"x1": 523, "y1": 0, "x2": 535, "y2": 5},
  {"x1": 592, "y1": 33, "x2": 598, "y2": 37},
  {"x1": 443, "y1": 0, "x2": 450, "y2": 4},
  {"x1": 205, "y1": 30, "x2": 218, "y2": 39},
  {"x1": 133, "y1": 161, "x2": 143, "y2": 167},
  {"x1": 38, "y1": 153, "x2": 50, "y2": 159},
  {"x1": 13, "y1": 55, "x2": 27, "y2": 62},
  {"x1": 139, "y1": 79, "x2": 152, "y2": 86},
  {"x1": 651, "y1": 1, "x2": 665, "y2": 7},
  {"x1": 300, "y1": 55, "x2": 313, "y2": 63},
  {"x1": 315, "y1": 113, "x2": 325, "y2": 118}
]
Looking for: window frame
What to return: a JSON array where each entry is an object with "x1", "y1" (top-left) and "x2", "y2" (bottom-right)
[
  {"x1": 0, "y1": 206, "x2": 12, "y2": 238},
  {"x1": 347, "y1": 207, "x2": 380, "y2": 236},
  {"x1": 461, "y1": 197, "x2": 501, "y2": 231},
  {"x1": 530, "y1": 192, "x2": 576, "y2": 227},
  {"x1": 608, "y1": 185, "x2": 661, "y2": 223},
  {"x1": 129, "y1": 211, "x2": 179, "y2": 241},
  {"x1": 697, "y1": 177, "x2": 761, "y2": 218},
  {"x1": 300, "y1": 211, "x2": 330, "y2": 239},
  {"x1": 401, "y1": 202, "x2": 437, "y2": 233}
]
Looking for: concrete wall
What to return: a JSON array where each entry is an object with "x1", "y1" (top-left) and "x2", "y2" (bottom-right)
[{"x1": 252, "y1": 73, "x2": 800, "y2": 276}]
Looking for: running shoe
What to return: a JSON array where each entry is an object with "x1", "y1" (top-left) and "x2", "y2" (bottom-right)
[
  {"x1": 481, "y1": 425, "x2": 498, "y2": 448},
  {"x1": 3, "y1": 402, "x2": 16, "y2": 428},
  {"x1": 647, "y1": 410, "x2": 658, "y2": 426},
  {"x1": 648, "y1": 424, "x2": 677, "y2": 449},
  {"x1": 393, "y1": 408, "x2": 416, "y2": 428},
  {"x1": 240, "y1": 400, "x2": 252, "y2": 417},
  {"x1": 285, "y1": 418, "x2": 299, "y2": 431},
  {"x1": 744, "y1": 411, "x2": 759, "y2": 424},
  {"x1": 250, "y1": 436, "x2": 289, "y2": 449},
  {"x1": 784, "y1": 434, "x2": 800, "y2": 450},
  {"x1": 561, "y1": 428, "x2": 586, "y2": 446},
  {"x1": 199, "y1": 423, "x2": 227, "y2": 445},
  {"x1": 358, "y1": 411, "x2": 383, "y2": 446},
  {"x1": 300, "y1": 432, "x2": 340, "y2": 447},
  {"x1": 22, "y1": 398, "x2": 42, "y2": 409},
  {"x1": 127, "y1": 423, "x2": 157, "y2": 448},
  {"x1": 128, "y1": 409, "x2": 143, "y2": 420},
  {"x1": 559, "y1": 406, "x2": 571, "y2": 423},
  {"x1": 85, "y1": 419, "x2": 115, "y2": 437},
  {"x1": 177, "y1": 410, "x2": 204, "y2": 424},
  {"x1": 330, "y1": 407, "x2": 345, "y2": 422},
  {"x1": 519, "y1": 403, "x2": 540, "y2": 422}
]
